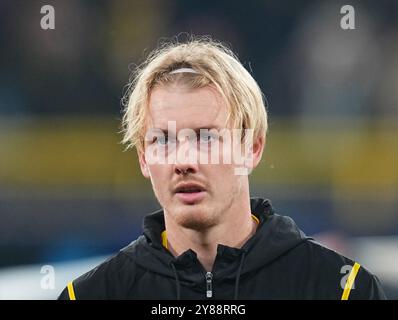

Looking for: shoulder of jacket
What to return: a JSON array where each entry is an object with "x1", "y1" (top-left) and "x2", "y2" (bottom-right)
[
  {"x1": 294, "y1": 239, "x2": 386, "y2": 299},
  {"x1": 59, "y1": 249, "x2": 143, "y2": 300},
  {"x1": 302, "y1": 239, "x2": 355, "y2": 264}
]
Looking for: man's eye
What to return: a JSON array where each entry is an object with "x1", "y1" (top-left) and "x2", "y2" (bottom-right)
[
  {"x1": 156, "y1": 136, "x2": 168, "y2": 145},
  {"x1": 199, "y1": 133, "x2": 218, "y2": 143},
  {"x1": 155, "y1": 135, "x2": 177, "y2": 146}
]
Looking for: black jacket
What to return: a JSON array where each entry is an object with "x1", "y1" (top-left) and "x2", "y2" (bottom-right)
[{"x1": 59, "y1": 198, "x2": 386, "y2": 300}]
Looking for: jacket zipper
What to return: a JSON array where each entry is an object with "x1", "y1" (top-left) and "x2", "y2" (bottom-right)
[{"x1": 205, "y1": 272, "x2": 213, "y2": 298}]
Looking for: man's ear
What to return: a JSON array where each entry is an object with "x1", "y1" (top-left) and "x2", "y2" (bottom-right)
[
  {"x1": 245, "y1": 135, "x2": 265, "y2": 170},
  {"x1": 138, "y1": 149, "x2": 150, "y2": 179}
]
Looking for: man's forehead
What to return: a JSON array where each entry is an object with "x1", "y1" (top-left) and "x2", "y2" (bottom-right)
[
  {"x1": 145, "y1": 99, "x2": 232, "y2": 131},
  {"x1": 147, "y1": 85, "x2": 228, "y2": 126}
]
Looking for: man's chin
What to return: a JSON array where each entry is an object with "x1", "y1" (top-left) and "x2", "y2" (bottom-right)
[
  {"x1": 179, "y1": 219, "x2": 216, "y2": 231},
  {"x1": 174, "y1": 207, "x2": 217, "y2": 231}
]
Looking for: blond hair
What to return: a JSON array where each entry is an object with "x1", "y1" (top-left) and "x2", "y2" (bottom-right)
[{"x1": 121, "y1": 36, "x2": 268, "y2": 154}]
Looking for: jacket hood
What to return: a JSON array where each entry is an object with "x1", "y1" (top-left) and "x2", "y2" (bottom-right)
[
  {"x1": 122, "y1": 198, "x2": 309, "y2": 280},
  {"x1": 61, "y1": 199, "x2": 387, "y2": 300}
]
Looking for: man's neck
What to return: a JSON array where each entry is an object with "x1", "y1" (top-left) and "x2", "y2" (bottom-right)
[{"x1": 164, "y1": 201, "x2": 258, "y2": 272}]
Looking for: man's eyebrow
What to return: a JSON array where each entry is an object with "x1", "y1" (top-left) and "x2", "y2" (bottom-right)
[{"x1": 156, "y1": 126, "x2": 221, "y2": 133}]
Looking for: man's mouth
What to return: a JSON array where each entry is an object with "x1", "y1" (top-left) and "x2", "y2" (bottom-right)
[
  {"x1": 176, "y1": 187, "x2": 203, "y2": 193},
  {"x1": 174, "y1": 183, "x2": 206, "y2": 204},
  {"x1": 174, "y1": 183, "x2": 206, "y2": 194}
]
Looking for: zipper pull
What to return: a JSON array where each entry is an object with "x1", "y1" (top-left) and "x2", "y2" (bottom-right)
[{"x1": 205, "y1": 272, "x2": 213, "y2": 298}]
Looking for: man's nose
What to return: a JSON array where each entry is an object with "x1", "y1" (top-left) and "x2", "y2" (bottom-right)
[
  {"x1": 174, "y1": 164, "x2": 197, "y2": 175},
  {"x1": 173, "y1": 138, "x2": 199, "y2": 175}
]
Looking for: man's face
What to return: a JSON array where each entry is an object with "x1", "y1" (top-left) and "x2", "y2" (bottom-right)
[{"x1": 138, "y1": 84, "x2": 260, "y2": 230}]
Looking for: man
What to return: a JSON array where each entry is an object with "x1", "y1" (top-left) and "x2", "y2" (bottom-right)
[{"x1": 59, "y1": 38, "x2": 386, "y2": 300}]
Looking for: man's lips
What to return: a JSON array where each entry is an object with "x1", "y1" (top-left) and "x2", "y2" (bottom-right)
[
  {"x1": 174, "y1": 190, "x2": 206, "y2": 204},
  {"x1": 174, "y1": 182, "x2": 207, "y2": 204},
  {"x1": 174, "y1": 182, "x2": 206, "y2": 194}
]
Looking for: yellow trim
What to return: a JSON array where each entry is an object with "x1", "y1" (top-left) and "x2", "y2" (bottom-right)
[
  {"x1": 251, "y1": 214, "x2": 260, "y2": 225},
  {"x1": 161, "y1": 214, "x2": 260, "y2": 250},
  {"x1": 161, "y1": 230, "x2": 168, "y2": 249},
  {"x1": 341, "y1": 262, "x2": 361, "y2": 300},
  {"x1": 67, "y1": 281, "x2": 76, "y2": 300}
]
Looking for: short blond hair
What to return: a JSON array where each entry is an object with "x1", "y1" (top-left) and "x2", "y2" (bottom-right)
[{"x1": 121, "y1": 36, "x2": 268, "y2": 154}]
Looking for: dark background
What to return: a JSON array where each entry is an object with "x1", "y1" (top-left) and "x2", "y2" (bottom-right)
[{"x1": 0, "y1": 0, "x2": 397, "y2": 298}]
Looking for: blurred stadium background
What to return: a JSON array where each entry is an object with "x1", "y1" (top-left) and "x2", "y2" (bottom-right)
[{"x1": 0, "y1": 0, "x2": 397, "y2": 299}]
